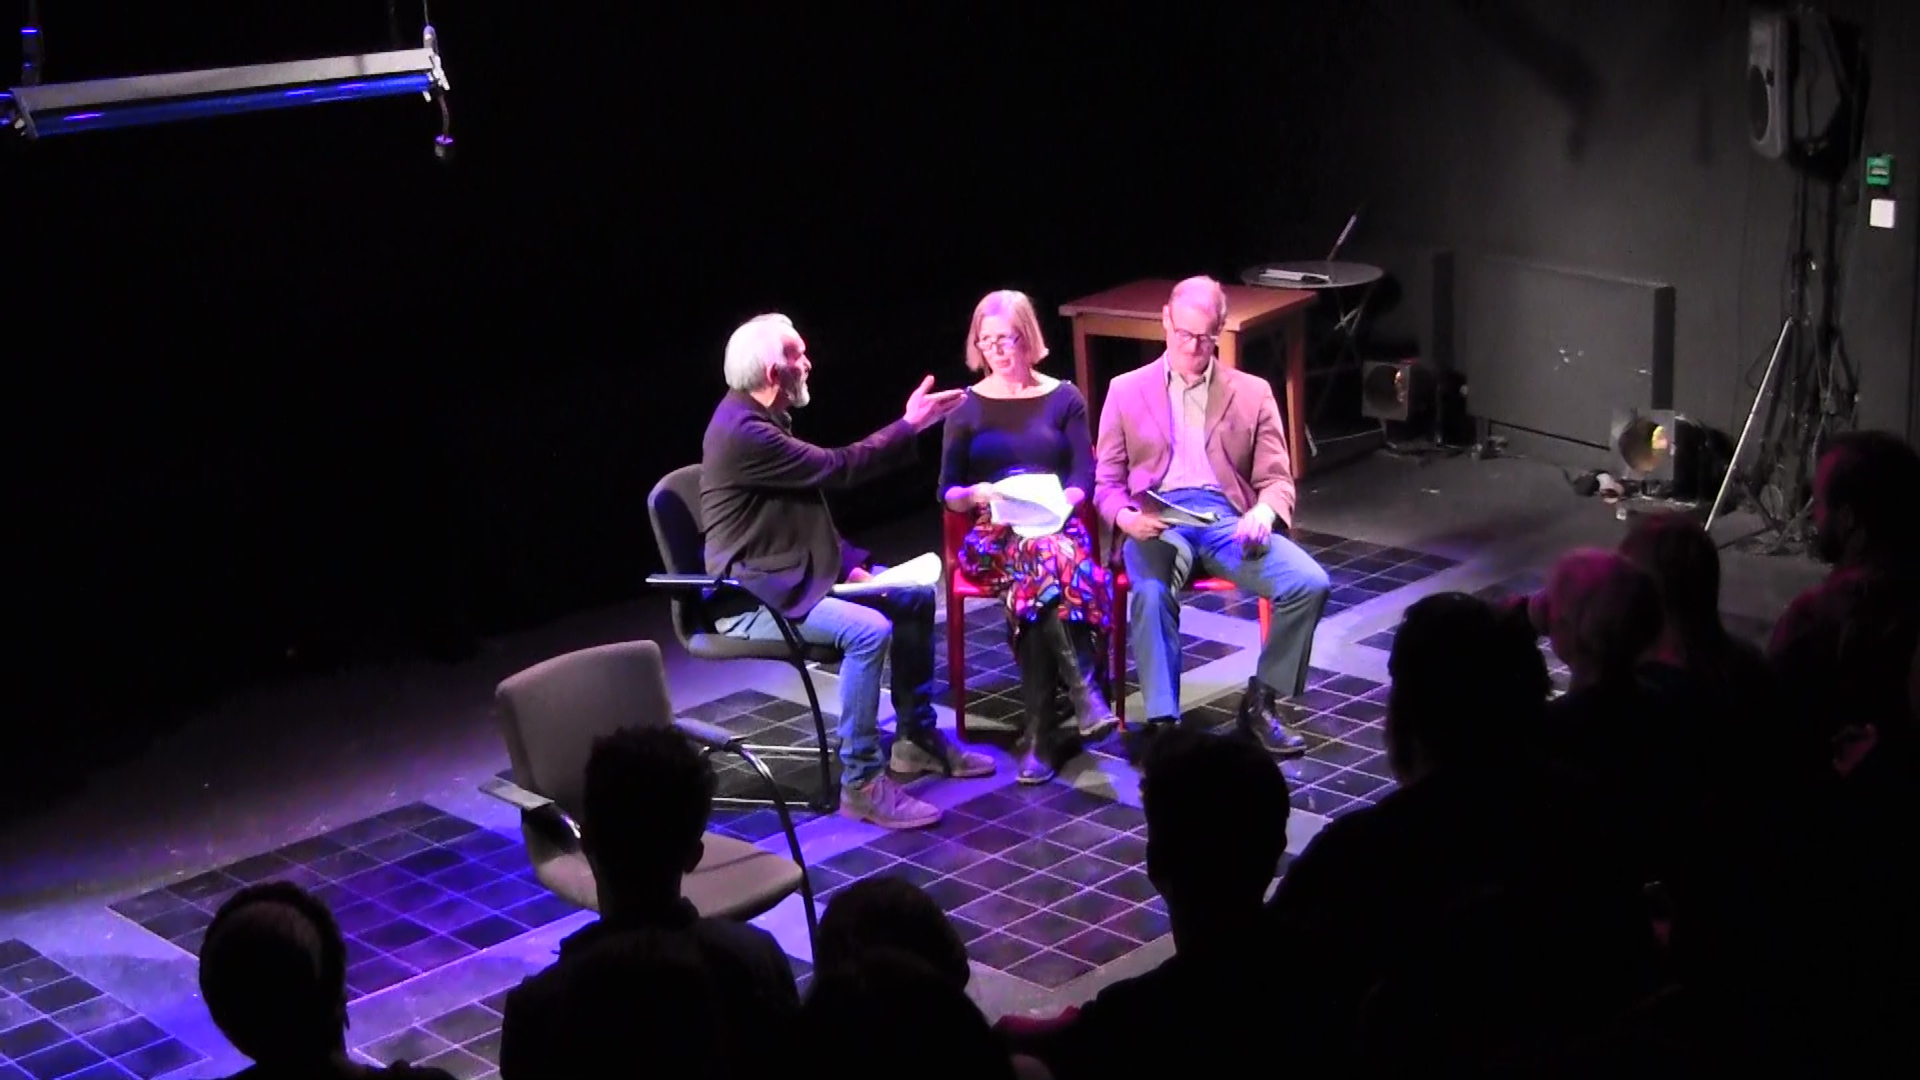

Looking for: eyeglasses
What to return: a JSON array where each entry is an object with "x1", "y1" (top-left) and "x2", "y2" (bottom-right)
[
  {"x1": 976, "y1": 333, "x2": 1022, "y2": 352},
  {"x1": 1172, "y1": 328, "x2": 1221, "y2": 350}
]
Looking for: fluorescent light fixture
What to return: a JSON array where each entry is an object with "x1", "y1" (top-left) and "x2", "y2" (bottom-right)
[{"x1": 3, "y1": 30, "x2": 450, "y2": 140}]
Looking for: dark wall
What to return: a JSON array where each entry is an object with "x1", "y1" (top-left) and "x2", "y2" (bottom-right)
[
  {"x1": 10, "y1": 2, "x2": 1338, "y2": 790},
  {"x1": 1275, "y1": 0, "x2": 1919, "y2": 451}
]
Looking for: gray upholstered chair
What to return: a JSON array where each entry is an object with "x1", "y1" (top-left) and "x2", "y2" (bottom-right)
[
  {"x1": 645, "y1": 464, "x2": 840, "y2": 812},
  {"x1": 481, "y1": 639, "x2": 818, "y2": 946}
]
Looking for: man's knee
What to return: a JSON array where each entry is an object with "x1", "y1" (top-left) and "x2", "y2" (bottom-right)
[
  {"x1": 891, "y1": 583, "x2": 936, "y2": 617},
  {"x1": 1256, "y1": 542, "x2": 1330, "y2": 599},
  {"x1": 838, "y1": 608, "x2": 894, "y2": 657},
  {"x1": 1129, "y1": 576, "x2": 1179, "y2": 615},
  {"x1": 1294, "y1": 557, "x2": 1332, "y2": 599}
]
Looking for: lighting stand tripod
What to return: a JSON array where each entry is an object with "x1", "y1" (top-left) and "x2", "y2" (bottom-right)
[{"x1": 1705, "y1": 318, "x2": 1793, "y2": 537}]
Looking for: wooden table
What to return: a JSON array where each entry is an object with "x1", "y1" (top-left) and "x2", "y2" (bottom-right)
[{"x1": 1059, "y1": 279, "x2": 1316, "y2": 478}]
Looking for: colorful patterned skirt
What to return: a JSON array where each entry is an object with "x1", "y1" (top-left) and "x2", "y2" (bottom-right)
[{"x1": 957, "y1": 514, "x2": 1111, "y2": 630}]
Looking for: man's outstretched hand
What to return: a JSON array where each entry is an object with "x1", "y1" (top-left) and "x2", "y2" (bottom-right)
[{"x1": 904, "y1": 375, "x2": 967, "y2": 431}]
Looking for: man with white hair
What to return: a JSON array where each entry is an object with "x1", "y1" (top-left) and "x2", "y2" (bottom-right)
[
  {"x1": 701, "y1": 313, "x2": 992, "y2": 829},
  {"x1": 1094, "y1": 277, "x2": 1332, "y2": 758}
]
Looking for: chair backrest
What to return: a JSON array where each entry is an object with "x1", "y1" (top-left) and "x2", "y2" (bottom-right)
[
  {"x1": 647, "y1": 464, "x2": 711, "y2": 646},
  {"x1": 496, "y1": 640, "x2": 677, "y2": 819}
]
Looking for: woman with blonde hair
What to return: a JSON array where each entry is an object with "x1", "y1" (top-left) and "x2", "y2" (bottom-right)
[{"x1": 939, "y1": 290, "x2": 1115, "y2": 783}]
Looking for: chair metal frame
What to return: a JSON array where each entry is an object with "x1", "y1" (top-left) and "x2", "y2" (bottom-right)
[
  {"x1": 643, "y1": 573, "x2": 838, "y2": 813},
  {"x1": 646, "y1": 464, "x2": 842, "y2": 815},
  {"x1": 481, "y1": 715, "x2": 820, "y2": 949}
]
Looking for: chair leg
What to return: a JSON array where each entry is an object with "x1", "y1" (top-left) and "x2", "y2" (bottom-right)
[
  {"x1": 793, "y1": 661, "x2": 838, "y2": 813},
  {"x1": 1111, "y1": 580, "x2": 1129, "y2": 729},
  {"x1": 948, "y1": 593, "x2": 969, "y2": 740}
]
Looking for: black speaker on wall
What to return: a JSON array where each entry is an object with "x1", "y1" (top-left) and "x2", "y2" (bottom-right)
[{"x1": 1748, "y1": 10, "x2": 1791, "y2": 159}]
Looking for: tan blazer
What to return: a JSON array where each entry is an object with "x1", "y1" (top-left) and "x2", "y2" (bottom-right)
[{"x1": 1093, "y1": 355, "x2": 1297, "y2": 529}]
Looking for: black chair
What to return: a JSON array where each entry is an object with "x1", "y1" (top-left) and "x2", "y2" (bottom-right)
[
  {"x1": 480, "y1": 640, "x2": 818, "y2": 948},
  {"x1": 645, "y1": 464, "x2": 840, "y2": 813}
]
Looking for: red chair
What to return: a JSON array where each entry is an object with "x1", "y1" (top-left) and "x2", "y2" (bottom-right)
[
  {"x1": 943, "y1": 501, "x2": 1272, "y2": 733},
  {"x1": 942, "y1": 501, "x2": 1113, "y2": 740},
  {"x1": 1107, "y1": 550, "x2": 1271, "y2": 729}
]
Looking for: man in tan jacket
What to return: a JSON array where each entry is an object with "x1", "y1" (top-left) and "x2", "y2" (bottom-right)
[{"x1": 1094, "y1": 276, "x2": 1330, "y2": 756}]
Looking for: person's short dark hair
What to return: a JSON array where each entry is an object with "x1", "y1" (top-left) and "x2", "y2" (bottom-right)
[
  {"x1": 1819, "y1": 430, "x2": 1920, "y2": 549},
  {"x1": 1388, "y1": 592, "x2": 1552, "y2": 774},
  {"x1": 816, "y1": 877, "x2": 969, "y2": 991},
  {"x1": 1542, "y1": 548, "x2": 1664, "y2": 679},
  {"x1": 801, "y1": 949, "x2": 1013, "y2": 1080},
  {"x1": 1619, "y1": 511, "x2": 1721, "y2": 637},
  {"x1": 199, "y1": 882, "x2": 348, "y2": 1066},
  {"x1": 581, "y1": 726, "x2": 716, "y2": 888},
  {"x1": 1140, "y1": 727, "x2": 1290, "y2": 903}
]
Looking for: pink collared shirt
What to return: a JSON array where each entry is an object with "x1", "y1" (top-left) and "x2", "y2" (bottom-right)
[{"x1": 1159, "y1": 356, "x2": 1218, "y2": 493}]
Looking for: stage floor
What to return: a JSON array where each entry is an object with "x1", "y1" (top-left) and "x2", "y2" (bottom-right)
[{"x1": 0, "y1": 451, "x2": 1819, "y2": 1079}]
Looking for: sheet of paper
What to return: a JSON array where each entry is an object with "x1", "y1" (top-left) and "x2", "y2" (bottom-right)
[
  {"x1": 1137, "y1": 490, "x2": 1219, "y2": 528},
  {"x1": 988, "y1": 472, "x2": 1071, "y2": 538},
  {"x1": 830, "y1": 551, "x2": 943, "y2": 596}
]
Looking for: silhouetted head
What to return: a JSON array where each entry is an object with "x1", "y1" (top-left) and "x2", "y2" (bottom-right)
[
  {"x1": 817, "y1": 876, "x2": 970, "y2": 991},
  {"x1": 1141, "y1": 727, "x2": 1290, "y2": 914},
  {"x1": 1540, "y1": 548, "x2": 1664, "y2": 689},
  {"x1": 1387, "y1": 592, "x2": 1553, "y2": 783},
  {"x1": 802, "y1": 951, "x2": 1013, "y2": 1080},
  {"x1": 580, "y1": 726, "x2": 715, "y2": 906},
  {"x1": 1619, "y1": 511, "x2": 1724, "y2": 646},
  {"x1": 199, "y1": 883, "x2": 349, "y2": 1068},
  {"x1": 1812, "y1": 431, "x2": 1920, "y2": 567}
]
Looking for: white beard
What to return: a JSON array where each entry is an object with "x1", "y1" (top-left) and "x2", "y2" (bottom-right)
[{"x1": 781, "y1": 370, "x2": 811, "y2": 409}]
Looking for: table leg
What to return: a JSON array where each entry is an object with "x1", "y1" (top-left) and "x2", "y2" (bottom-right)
[
  {"x1": 1073, "y1": 321, "x2": 1094, "y2": 416},
  {"x1": 1286, "y1": 316, "x2": 1308, "y2": 477}
]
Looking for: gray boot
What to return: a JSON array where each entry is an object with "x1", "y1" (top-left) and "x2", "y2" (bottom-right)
[{"x1": 1036, "y1": 613, "x2": 1119, "y2": 742}]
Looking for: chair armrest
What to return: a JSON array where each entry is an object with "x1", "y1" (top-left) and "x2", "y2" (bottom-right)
[
  {"x1": 479, "y1": 776, "x2": 581, "y2": 841},
  {"x1": 480, "y1": 775, "x2": 554, "y2": 812},
  {"x1": 673, "y1": 717, "x2": 744, "y2": 751},
  {"x1": 646, "y1": 572, "x2": 739, "y2": 591}
]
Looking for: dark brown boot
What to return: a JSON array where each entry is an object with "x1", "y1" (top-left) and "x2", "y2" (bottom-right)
[
  {"x1": 1014, "y1": 618, "x2": 1061, "y2": 784},
  {"x1": 1037, "y1": 614, "x2": 1119, "y2": 742}
]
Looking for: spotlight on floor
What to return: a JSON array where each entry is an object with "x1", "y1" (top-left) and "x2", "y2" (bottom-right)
[
  {"x1": 1360, "y1": 358, "x2": 1430, "y2": 423},
  {"x1": 1610, "y1": 409, "x2": 1718, "y2": 500}
]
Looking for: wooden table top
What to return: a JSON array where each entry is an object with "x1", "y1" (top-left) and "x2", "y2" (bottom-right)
[{"x1": 1058, "y1": 278, "x2": 1314, "y2": 330}]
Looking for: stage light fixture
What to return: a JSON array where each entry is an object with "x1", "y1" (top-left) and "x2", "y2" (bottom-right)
[
  {"x1": 1609, "y1": 408, "x2": 1719, "y2": 501},
  {"x1": 2, "y1": 9, "x2": 452, "y2": 154},
  {"x1": 1360, "y1": 358, "x2": 1429, "y2": 423}
]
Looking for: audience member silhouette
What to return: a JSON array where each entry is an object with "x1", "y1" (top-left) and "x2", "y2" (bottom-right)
[
  {"x1": 815, "y1": 876, "x2": 971, "y2": 992},
  {"x1": 1761, "y1": 433, "x2": 1920, "y2": 1072},
  {"x1": 1537, "y1": 547, "x2": 1703, "y2": 884},
  {"x1": 1769, "y1": 430, "x2": 1920, "y2": 768},
  {"x1": 1618, "y1": 511, "x2": 1773, "y2": 707},
  {"x1": 801, "y1": 950, "x2": 1016, "y2": 1080},
  {"x1": 199, "y1": 883, "x2": 455, "y2": 1079},
  {"x1": 1270, "y1": 592, "x2": 1658, "y2": 1067},
  {"x1": 510, "y1": 928, "x2": 731, "y2": 1079},
  {"x1": 1002, "y1": 727, "x2": 1297, "y2": 1078},
  {"x1": 499, "y1": 726, "x2": 797, "y2": 1078}
]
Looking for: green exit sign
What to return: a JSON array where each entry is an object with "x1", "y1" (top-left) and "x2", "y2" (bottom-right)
[{"x1": 1866, "y1": 155, "x2": 1893, "y2": 188}]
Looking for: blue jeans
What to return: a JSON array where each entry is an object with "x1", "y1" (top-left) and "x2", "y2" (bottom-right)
[
  {"x1": 716, "y1": 584, "x2": 939, "y2": 786},
  {"x1": 1123, "y1": 489, "x2": 1332, "y2": 720}
]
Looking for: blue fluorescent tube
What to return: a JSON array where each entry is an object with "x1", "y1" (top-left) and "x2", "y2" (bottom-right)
[{"x1": 29, "y1": 73, "x2": 431, "y2": 136}]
